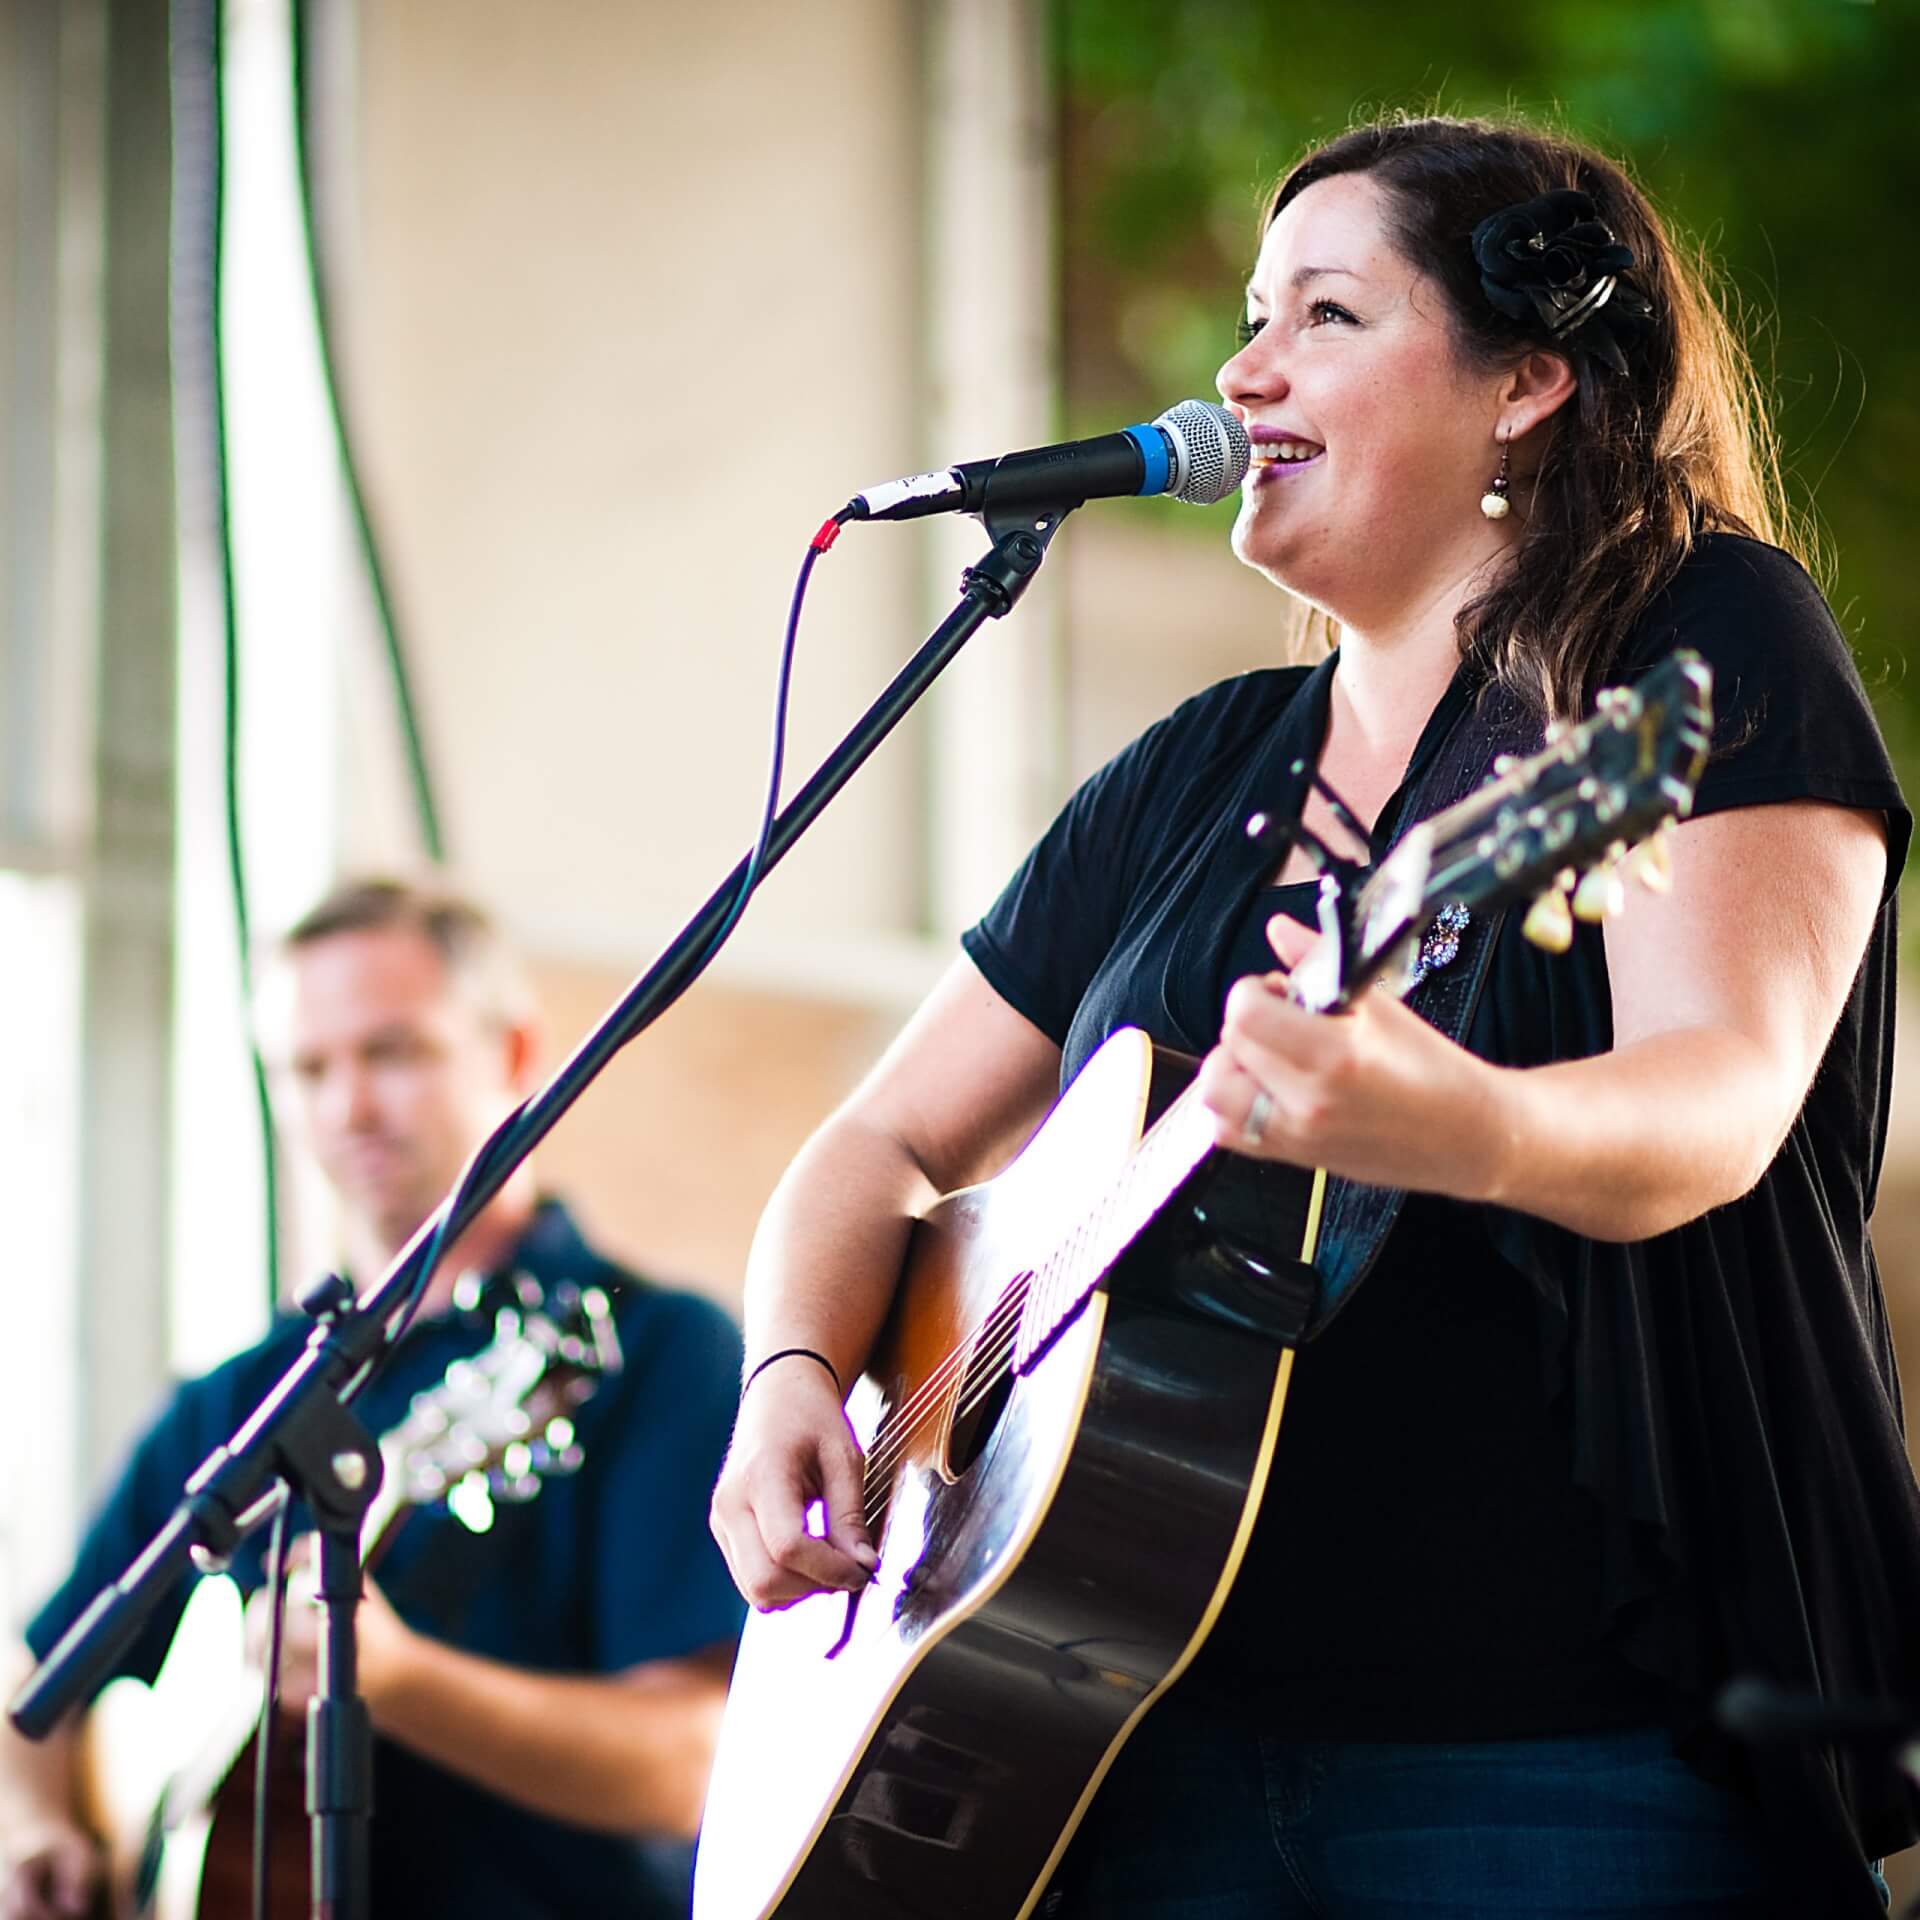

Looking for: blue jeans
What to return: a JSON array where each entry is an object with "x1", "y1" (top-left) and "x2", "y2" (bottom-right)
[{"x1": 1046, "y1": 1698, "x2": 1890, "y2": 1917}]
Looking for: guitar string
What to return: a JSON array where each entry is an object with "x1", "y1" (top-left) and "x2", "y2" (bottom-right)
[
  {"x1": 855, "y1": 1085, "x2": 1214, "y2": 1501},
  {"x1": 857, "y1": 1080, "x2": 1212, "y2": 1497},
  {"x1": 853, "y1": 1181, "x2": 1132, "y2": 1490},
  {"x1": 855, "y1": 1093, "x2": 1197, "y2": 1501},
  {"x1": 853, "y1": 1088, "x2": 1193, "y2": 1496},
  {"x1": 856, "y1": 1283, "x2": 1027, "y2": 1504}
]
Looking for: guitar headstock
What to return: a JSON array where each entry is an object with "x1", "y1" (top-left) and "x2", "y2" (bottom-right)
[
  {"x1": 1289, "y1": 649, "x2": 1713, "y2": 1009},
  {"x1": 376, "y1": 1275, "x2": 623, "y2": 1539}
]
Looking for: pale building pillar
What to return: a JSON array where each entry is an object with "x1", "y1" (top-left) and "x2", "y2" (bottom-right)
[
  {"x1": 0, "y1": 0, "x2": 105, "y2": 1616},
  {"x1": 923, "y1": 0, "x2": 1064, "y2": 938},
  {"x1": 78, "y1": 0, "x2": 178, "y2": 1490}
]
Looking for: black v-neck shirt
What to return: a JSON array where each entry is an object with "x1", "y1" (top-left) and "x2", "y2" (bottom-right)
[
  {"x1": 1191, "y1": 880, "x2": 1672, "y2": 1734},
  {"x1": 961, "y1": 536, "x2": 1920, "y2": 1902}
]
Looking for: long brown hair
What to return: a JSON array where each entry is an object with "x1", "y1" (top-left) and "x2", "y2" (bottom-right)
[{"x1": 1268, "y1": 113, "x2": 1799, "y2": 718}]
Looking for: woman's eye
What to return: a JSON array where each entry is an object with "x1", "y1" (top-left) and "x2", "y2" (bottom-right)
[
  {"x1": 1235, "y1": 315, "x2": 1266, "y2": 347},
  {"x1": 1307, "y1": 299, "x2": 1357, "y2": 326}
]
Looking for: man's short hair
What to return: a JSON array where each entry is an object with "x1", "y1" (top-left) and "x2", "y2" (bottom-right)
[{"x1": 280, "y1": 876, "x2": 535, "y2": 1029}]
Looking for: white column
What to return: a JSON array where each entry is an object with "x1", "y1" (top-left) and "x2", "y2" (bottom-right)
[
  {"x1": 923, "y1": 0, "x2": 1063, "y2": 937},
  {"x1": 172, "y1": 0, "x2": 358, "y2": 1368}
]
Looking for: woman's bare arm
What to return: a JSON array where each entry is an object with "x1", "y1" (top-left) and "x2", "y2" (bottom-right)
[
  {"x1": 711, "y1": 957, "x2": 1062, "y2": 1609},
  {"x1": 1200, "y1": 799, "x2": 1887, "y2": 1241}
]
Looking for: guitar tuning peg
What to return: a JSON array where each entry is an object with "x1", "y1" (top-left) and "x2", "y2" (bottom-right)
[
  {"x1": 1522, "y1": 883, "x2": 1575, "y2": 953},
  {"x1": 1627, "y1": 822, "x2": 1676, "y2": 894},
  {"x1": 1571, "y1": 844, "x2": 1628, "y2": 924},
  {"x1": 1571, "y1": 865, "x2": 1625, "y2": 923}
]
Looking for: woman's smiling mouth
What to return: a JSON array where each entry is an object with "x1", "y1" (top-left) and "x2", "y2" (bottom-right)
[{"x1": 1248, "y1": 435, "x2": 1324, "y2": 482}]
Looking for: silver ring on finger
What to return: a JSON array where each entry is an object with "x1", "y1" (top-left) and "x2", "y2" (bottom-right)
[{"x1": 1244, "y1": 1086, "x2": 1274, "y2": 1147}]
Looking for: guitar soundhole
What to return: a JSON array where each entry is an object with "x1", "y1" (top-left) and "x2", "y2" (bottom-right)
[
  {"x1": 947, "y1": 1283, "x2": 1022, "y2": 1478},
  {"x1": 948, "y1": 1362, "x2": 1011, "y2": 1477}
]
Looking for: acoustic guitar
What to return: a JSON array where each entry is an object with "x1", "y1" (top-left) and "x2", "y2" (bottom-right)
[
  {"x1": 693, "y1": 653, "x2": 1713, "y2": 1920},
  {"x1": 81, "y1": 1272, "x2": 622, "y2": 1920}
]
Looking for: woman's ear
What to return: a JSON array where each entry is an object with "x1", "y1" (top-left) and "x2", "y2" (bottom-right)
[{"x1": 1501, "y1": 348, "x2": 1579, "y2": 440}]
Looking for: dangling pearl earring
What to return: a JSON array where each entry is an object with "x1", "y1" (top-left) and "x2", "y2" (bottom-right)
[{"x1": 1480, "y1": 430, "x2": 1512, "y2": 520}]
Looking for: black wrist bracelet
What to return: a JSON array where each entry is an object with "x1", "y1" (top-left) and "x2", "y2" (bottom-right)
[{"x1": 742, "y1": 1346, "x2": 841, "y2": 1399}]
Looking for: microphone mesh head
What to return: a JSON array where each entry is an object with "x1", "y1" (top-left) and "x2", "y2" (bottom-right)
[{"x1": 1155, "y1": 399, "x2": 1252, "y2": 505}]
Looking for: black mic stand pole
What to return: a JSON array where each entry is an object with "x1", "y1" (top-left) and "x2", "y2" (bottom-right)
[{"x1": 8, "y1": 499, "x2": 1075, "y2": 1920}]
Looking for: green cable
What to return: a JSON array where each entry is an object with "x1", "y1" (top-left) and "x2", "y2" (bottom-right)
[
  {"x1": 289, "y1": 0, "x2": 446, "y2": 864},
  {"x1": 176, "y1": 0, "x2": 282, "y2": 1304}
]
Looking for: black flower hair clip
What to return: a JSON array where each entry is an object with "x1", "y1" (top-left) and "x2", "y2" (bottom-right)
[{"x1": 1471, "y1": 188, "x2": 1653, "y2": 375}]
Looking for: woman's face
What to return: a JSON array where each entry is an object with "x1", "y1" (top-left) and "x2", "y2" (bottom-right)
[{"x1": 1217, "y1": 171, "x2": 1513, "y2": 628}]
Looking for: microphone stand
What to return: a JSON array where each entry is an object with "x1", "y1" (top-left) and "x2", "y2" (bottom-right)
[{"x1": 7, "y1": 498, "x2": 1076, "y2": 1920}]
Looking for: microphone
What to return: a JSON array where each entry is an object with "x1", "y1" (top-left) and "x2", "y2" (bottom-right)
[{"x1": 846, "y1": 399, "x2": 1251, "y2": 523}]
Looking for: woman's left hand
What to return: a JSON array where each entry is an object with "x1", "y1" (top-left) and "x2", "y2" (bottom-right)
[{"x1": 1196, "y1": 915, "x2": 1509, "y2": 1200}]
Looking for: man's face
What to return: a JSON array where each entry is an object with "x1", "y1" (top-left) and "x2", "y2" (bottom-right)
[{"x1": 269, "y1": 927, "x2": 526, "y2": 1256}]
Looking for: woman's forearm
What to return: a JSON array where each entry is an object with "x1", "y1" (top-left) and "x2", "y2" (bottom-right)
[
  {"x1": 1480, "y1": 1025, "x2": 1792, "y2": 1242},
  {"x1": 740, "y1": 1111, "x2": 941, "y2": 1388}
]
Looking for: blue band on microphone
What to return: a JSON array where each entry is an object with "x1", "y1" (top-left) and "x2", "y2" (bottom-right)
[{"x1": 1124, "y1": 422, "x2": 1169, "y2": 497}]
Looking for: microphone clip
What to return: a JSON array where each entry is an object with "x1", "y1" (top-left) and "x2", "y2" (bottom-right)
[{"x1": 960, "y1": 499, "x2": 1080, "y2": 621}]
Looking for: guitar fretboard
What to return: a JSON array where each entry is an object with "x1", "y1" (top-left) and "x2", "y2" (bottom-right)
[{"x1": 1012, "y1": 1082, "x2": 1218, "y2": 1371}]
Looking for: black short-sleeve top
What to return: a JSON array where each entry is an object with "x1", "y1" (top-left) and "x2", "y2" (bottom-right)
[{"x1": 961, "y1": 535, "x2": 1920, "y2": 1906}]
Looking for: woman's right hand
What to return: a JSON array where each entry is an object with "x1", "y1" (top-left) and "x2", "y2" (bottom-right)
[{"x1": 709, "y1": 1359, "x2": 879, "y2": 1610}]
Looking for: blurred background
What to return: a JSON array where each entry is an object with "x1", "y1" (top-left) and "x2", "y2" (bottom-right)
[{"x1": 3, "y1": 0, "x2": 1916, "y2": 1885}]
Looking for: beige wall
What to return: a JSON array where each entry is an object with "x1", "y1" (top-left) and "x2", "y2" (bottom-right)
[
  {"x1": 328, "y1": 0, "x2": 1309, "y2": 1307},
  {"x1": 526, "y1": 959, "x2": 901, "y2": 1308},
  {"x1": 329, "y1": 0, "x2": 949, "y2": 1307},
  {"x1": 345, "y1": 0, "x2": 932, "y2": 964}
]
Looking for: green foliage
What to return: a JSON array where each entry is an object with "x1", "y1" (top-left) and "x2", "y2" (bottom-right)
[{"x1": 1058, "y1": 0, "x2": 1920, "y2": 766}]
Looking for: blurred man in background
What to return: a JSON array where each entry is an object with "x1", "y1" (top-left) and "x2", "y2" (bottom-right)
[{"x1": 1, "y1": 876, "x2": 743, "y2": 1920}]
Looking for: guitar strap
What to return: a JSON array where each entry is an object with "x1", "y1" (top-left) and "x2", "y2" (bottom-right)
[{"x1": 1302, "y1": 668, "x2": 1542, "y2": 1334}]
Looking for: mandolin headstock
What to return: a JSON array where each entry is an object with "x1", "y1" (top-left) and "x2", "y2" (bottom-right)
[{"x1": 369, "y1": 1274, "x2": 623, "y2": 1549}]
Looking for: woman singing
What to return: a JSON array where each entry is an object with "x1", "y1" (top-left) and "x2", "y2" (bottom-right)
[{"x1": 709, "y1": 114, "x2": 1920, "y2": 1915}]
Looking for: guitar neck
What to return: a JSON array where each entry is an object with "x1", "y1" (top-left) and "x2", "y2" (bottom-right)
[
  {"x1": 1012, "y1": 1079, "x2": 1218, "y2": 1370},
  {"x1": 359, "y1": 1467, "x2": 416, "y2": 1573}
]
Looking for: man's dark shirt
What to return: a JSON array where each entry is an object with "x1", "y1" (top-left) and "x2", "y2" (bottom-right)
[{"x1": 28, "y1": 1201, "x2": 745, "y2": 1919}]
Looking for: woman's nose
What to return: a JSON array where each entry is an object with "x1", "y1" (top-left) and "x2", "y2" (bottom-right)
[{"x1": 1217, "y1": 334, "x2": 1283, "y2": 412}]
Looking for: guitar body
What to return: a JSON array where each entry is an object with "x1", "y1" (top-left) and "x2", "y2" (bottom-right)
[
  {"x1": 81, "y1": 1576, "x2": 303, "y2": 1920},
  {"x1": 695, "y1": 1031, "x2": 1319, "y2": 1920},
  {"x1": 184, "y1": 1736, "x2": 308, "y2": 1920}
]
